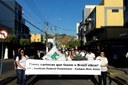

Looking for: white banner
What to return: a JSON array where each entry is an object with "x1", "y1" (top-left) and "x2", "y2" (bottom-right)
[{"x1": 25, "y1": 59, "x2": 101, "y2": 75}]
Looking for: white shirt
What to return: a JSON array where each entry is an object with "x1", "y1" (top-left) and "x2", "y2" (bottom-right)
[
  {"x1": 66, "y1": 56, "x2": 72, "y2": 61},
  {"x1": 80, "y1": 52, "x2": 85, "y2": 57},
  {"x1": 16, "y1": 55, "x2": 29, "y2": 69},
  {"x1": 86, "y1": 53, "x2": 95, "y2": 61},
  {"x1": 96, "y1": 56, "x2": 108, "y2": 72},
  {"x1": 126, "y1": 52, "x2": 128, "y2": 58}
]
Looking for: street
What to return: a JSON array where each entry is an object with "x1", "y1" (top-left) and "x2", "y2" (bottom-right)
[
  {"x1": 0, "y1": 58, "x2": 127, "y2": 85},
  {"x1": 0, "y1": 0, "x2": 128, "y2": 85},
  {"x1": 34, "y1": 80, "x2": 95, "y2": 85},
  {"x1": 6, "y1": 75, "x2": 118, "y2": 85}
]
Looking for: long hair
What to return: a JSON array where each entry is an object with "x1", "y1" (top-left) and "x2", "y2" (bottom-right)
[{"x1": 18, "y1": 48, "x2": 24, "y2": 60}]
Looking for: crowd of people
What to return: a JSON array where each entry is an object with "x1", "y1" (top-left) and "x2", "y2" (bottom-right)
[
  {"x1": 13, "y1": 47, "x2": 108, "y2": 85},
  {"x1": 62, "y1": 49, "x2": 108, "y2": 85}
]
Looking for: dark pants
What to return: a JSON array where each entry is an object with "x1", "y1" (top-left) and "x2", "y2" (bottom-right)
[
  {"x1": 16, "y1": 69, "x2": 19, "y2": 83},
  {"x1": 17, "y1": 69, "x2": 26, "y2": 85},
  {"x1": 90, "y1": 75, "x2": 98, "y2": 85},
  {"x1": 98, "y1": 72, "x2": 107, "y2": 85}
]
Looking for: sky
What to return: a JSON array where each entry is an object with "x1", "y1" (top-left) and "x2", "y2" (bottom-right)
[{"x1": 16, "y1": 0, "x2": 101, "y2": 36}]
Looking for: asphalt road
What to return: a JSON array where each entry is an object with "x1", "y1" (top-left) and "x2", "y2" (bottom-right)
[
  {"x1": 6, "y1": 75, "x2": 118, "y2": 85},
  {"x1": 34, "y1": 80, "x2": 94, "y2": 85}
]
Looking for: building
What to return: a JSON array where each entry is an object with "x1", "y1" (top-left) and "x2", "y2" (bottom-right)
[
  {"x1": 20, "y1": 18, "x2": 30, "y2": 39},
  {"x1": 0, "y1": 0, "x2": 15, "y2": 34},
  {"x1": 0, "y1": 0, "x2": 30, "y2": 42},
  {"x1": 79, "y1": 0, "x2": 128, "y2": 66},
  {"x1": 76, "y1": 23, "x2": 79, "y2": 40},
  {"x1": 124, "y1": 0, "x2": 128, "y2": 27},
  {"x1": 0, "y1": 0, "x2": 30, "y2": 59},
  {"x1": 78, "y1": 5, "x2": 96, "y2": 47},
  {"x1": 83, "y1": 5, "x2": 96, "y2": 21},
  {"x1": 31, "y1": 33, "x2": 43, "y2": 43}
]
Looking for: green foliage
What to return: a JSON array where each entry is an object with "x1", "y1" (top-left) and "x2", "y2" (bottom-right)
[
  {"x1": 67, "y1": 40, "x2": 80, "y2": 48},
  {"x1": 20, "y1": 39, "x2": 30, "y2": 46},
  {"x1": 41, "y1": 35, "x2": 44, "y2": 43},
  {"x1": 4, "y1": 34, "x2": 16, "y2": 43}
]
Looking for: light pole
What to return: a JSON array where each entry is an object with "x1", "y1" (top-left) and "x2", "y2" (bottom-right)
[{"x1": 45, "y1": 22, "x2": 48, "y2": 53}]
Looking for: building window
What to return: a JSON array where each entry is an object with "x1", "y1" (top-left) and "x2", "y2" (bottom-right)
[
  {"x1": 112, "y1": 9, "x2": 119, "y2": 13},
  {"x1": 124, "y1": 0, "x2": 128, "y2": 11}
]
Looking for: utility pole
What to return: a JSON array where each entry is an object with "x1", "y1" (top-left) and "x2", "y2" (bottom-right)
[
  {"x1": 51, "y1": 26, "x2": 56, "y2": 40},
  {"x1": 45, "y1": 22, "x2": 48, "y2": 53}
]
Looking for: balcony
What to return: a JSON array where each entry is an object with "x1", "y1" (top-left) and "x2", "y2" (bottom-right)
[{"x1": 85, "y1": 8, "x2": 96, "y2": 33}]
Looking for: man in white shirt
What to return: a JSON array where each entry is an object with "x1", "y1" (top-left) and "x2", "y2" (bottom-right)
[
  {"x1": 86, "y1": 50, "x2": 96, "y2": 61},
  {"x1": 86, "y1": 50, "x2": 98, "y2": 85}
]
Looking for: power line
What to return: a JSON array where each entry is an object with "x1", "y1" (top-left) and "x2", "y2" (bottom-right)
[
  {"x1": 48, "y1": 22, "x2": 76, "y2": 32},
  {"x1": 23, "y1": 0, "x2": 46, "y2": 24},
  {"x1": 25, "y1": 19, "x2": 44, "y2": 33},
  {"x1": 29, "y1": 0, "x2": 47, "y2": 21},
  {"x1": 22, "y1": 0, "x2": 76, "y2": 32},
  {"x1": 20, "y1": 0, "x2": 76, "y2": 33},
  {"x1": 22, "y1": 8, "x2": 45, "y2": 29}
]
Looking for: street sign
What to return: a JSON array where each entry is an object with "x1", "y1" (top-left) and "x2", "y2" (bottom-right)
[{"x1": 0, "y1": 30, "x2": 8, "y2": 39}]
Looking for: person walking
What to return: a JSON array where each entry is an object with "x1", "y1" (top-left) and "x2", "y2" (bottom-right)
[
  {"x1": 66, "y1": 50, "x2": 72, "y2": 61},
  {"x1": 86, "y1": 50, "x2": 96, "y2": 61},
  {"x1": 34, "y1": 49, "x2": 41, "y2": 59},
  {"x1": 16, "y1": 48, "x2": 29, "y2": 85},
  {"x1": 14, "y1": 48, "x2": 21, "y2": 84},
  {"x1": 86, "y1": 49, "x2": 98, "y2": 85},
  {"x1": 96, "y1": 51, "x2": 108, "y2": 85}
]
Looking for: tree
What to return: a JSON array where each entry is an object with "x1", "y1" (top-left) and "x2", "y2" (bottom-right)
[
  {"x1": 20, "y1": 39, "x2": 30, "y2": 46},
  {"x1": 67, "y1": 40, "x2": 80, "y2": 48},
  {"x1": 3, "y1": 34, "x2": 16, "y2": 59},
  {"x1": 4, "y1": 34, "x2": 16, "y2": 43},
  {"x1": 41, "y1": 35, "x2": 44, "y2": 43}
]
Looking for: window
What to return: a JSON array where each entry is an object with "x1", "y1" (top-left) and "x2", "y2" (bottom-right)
[
  {"x1": 124, "y1": 0, "x2": 128, "y2": 11},
  {"x1": 112, "y1": 9, "x2": 119, "y2": 12}
]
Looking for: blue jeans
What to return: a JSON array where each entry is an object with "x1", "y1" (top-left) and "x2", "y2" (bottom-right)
[
  {"x1": 17, "y1": 69, "x2": 26, "y2": 85},
  {"x1": 16, "y1": 69, "x2": 19, "y2": 83}
]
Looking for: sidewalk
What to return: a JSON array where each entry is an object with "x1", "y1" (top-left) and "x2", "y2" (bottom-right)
[
  {"x1": 0, "y1": 70, "x2": 16, "y2": 84},
  {"x1": 108, "y1": 66, "x2": 128, "y2": 85},
  {"x1": 0, "y1": 59, "x2": 16, "y2": 84}
]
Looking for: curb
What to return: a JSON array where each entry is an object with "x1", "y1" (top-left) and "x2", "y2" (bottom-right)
[
  {"x1": 108, "y1": 71, "x2": 128, "y2": 85},
  {"x1": 0, "y1": 74, "x2": 16, "y2": 85}
]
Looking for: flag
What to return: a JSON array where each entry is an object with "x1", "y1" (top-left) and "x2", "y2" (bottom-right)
[{"x1": 43, "y1": 46, "x2": 66, "y2": 61}]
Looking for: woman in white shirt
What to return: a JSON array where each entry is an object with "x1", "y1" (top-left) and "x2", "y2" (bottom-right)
[
  {"x1": 66, "y1": 51, "x2": 73, "y2": 61},
  {"x1": 96, "y1": 51, "x2": 108, "y2": 85},
  {"x1": 16, "y1": 49, "x2": 29, "y2": 85}
]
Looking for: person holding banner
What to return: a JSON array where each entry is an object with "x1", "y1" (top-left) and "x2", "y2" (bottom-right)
[
  {"x1": 86, "y1": 50, "x2": 98, "y2": 85},
  {"x1": 66, "y1": 50, "x2": 73, "y2": 61},
  {"x1": 96, "y1": 51, "x2": 108, "y2": 85},
  {"x1": 16, "y1": 48, "x2": 29, "y2": 85},
  {"x1": 14, "y1": 48, "x2": 21, "y2": 84},
  {"x1": 34, "y1": 49, "x2": 41, "y2": 59},
  {"x1": 86, "y1": 50, "x2": 96, "y2": 61}
]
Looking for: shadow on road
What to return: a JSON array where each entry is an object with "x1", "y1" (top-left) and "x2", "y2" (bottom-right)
[{"x1": 27, "y1": 75, "x2": 99, "y2": 85}]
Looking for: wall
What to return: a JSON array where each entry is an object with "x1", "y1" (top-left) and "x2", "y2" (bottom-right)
[
  {"x1": 96, "y1": 0, "x2": 124, "y2": 28},
  {"x1": 104, "y1": 0, "x2": 123, "y2": 7},
  {"x1": 106, "y1": 8, "x2": 124, "y2": 26},
  {"x1": 96, "y1": 6, "x2": 104, "y2": 28}
]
